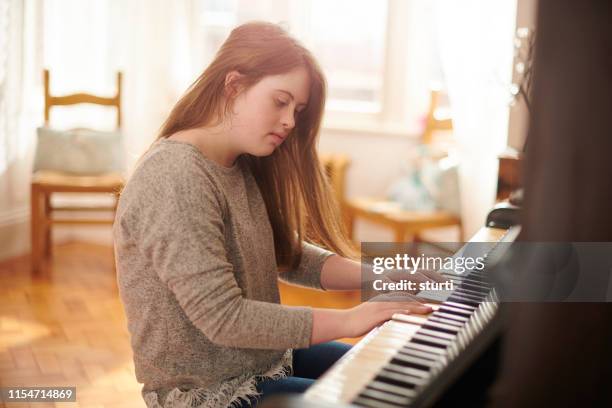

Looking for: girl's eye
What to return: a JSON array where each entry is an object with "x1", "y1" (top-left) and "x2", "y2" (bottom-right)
[{"x1": 275, "y1": 98, "x2": 289, "y2": 107}]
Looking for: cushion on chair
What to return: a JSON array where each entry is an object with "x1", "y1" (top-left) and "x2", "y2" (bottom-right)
[
  {"x1": 33, "y1": 127, "x2": 125, "y2": 175},
  {"x1": 387, "y1": 153, "x2": 460, "y2": 216}
]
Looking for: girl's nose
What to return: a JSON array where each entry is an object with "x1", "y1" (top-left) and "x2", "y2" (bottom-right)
[{"x1": 281, "y1": 109, "x2": 295, "y2": 130}]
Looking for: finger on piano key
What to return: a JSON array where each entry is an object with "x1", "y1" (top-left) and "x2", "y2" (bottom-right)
[{"x1": 392, "y1": 313, "x2": 428, "y2": 325}]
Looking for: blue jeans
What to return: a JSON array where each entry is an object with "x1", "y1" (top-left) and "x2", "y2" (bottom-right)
[{"x1": 235, "y1": 341, "x2": 352, "y2": 407}]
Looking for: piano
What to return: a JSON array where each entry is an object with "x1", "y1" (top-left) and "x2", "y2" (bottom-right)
[{"x1": 261, "y1": 224, "x2": 520, "y2": 408}]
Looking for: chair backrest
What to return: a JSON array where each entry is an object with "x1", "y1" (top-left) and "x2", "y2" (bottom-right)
[
  {"x1": 421, "y1": 89, "x2": 453, "y2": 145},
  {"x1": 43, "y1": 69, "x2": 122, "y2": 129},
  {"x1": 320, "y1": 153, "x2": 350, "y2": 207}
]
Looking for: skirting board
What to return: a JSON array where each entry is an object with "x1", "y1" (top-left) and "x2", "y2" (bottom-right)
[
  {"x1": 0, "y1": 207, "x2": 30, "y2": 261},
  {"x1": 0, "y1": 206, "x2": 114, "y2": 262}
]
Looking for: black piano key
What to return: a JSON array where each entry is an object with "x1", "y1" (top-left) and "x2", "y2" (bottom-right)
[
  {"x1": 380, "y1": 369, "x2": 427, "y2": 387},
  {"x1": 428, "y1": 315, "x2": 465, "y2": 328},
  {"x1": 444, "y1": 300, "x2": 477, "y2": 311},
  {"x1": 422, "y1": 322, "x2": 459, "y2": 335},
  {"x1": 455, "y1": 284, "x2": 488, "y2": 294},
  {"x1": 386, "y1": 362, "x2": 430, "y2": 379},
  {"x1": 410, "y1": 334, "x2": 451, "y2": 348},
  {"x1": 391, "y1": 353, "x2": 433, "y2": 371},
  {"x1": 374, "y1": 372, "x2": 418, "y2": 389},
  {"x1": 433, "y1": 311, "x2": 470, "y2": 323},
  {"x1": 454, "y1": 285, "x2": 489, "y2": 297},
  {"x1": 442, "y1": 270, "x2": 486, "y2": 281},
  {"x1": 423, "y1": 317, "x2": 463, "y2": 331},
  {"x1": 358, "y1": 388, "x2": 412, "y2": 407},
  {"x1": 402, "y1": 341, "x2": 446, "y2": 355},
  {"x1": 398, "y1": 347, "x2": 439, "y2": 362},
  {"x1": 439, "y1": 305, "x2": 473, "y2": 317},
  {"x1": 466, "y1": 269, "x2": 485, "y2": 278},
  {"x1": 448, "y1": 291, "x2": 484, "y2": 303},
  {"x1": 458, "y1": 282, "x2": 490, "y2": 294},
  {"x1": 447, "y1": 275, "x2": 489, "y2": 289},
  {"x1": 368, "y1": 380, "x2": 416, "y2": 398},
  {"x1": 446, "y1": 296, "x2": 480, "y2": 308}
]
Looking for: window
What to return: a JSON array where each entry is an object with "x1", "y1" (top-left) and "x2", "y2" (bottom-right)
[
  {"x1": 196, "y1": 0, "x2": 438, "y2": 133},
  {"x1": 307, "y1": 0, "x2": 387, "y2": 114}
]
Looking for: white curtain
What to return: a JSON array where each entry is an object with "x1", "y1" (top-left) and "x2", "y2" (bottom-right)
[
  {"x1": 0, "y1": 0, "x2": 204, "y2": 252},
  {"x1": 43, "y1": 0, "x2": 201, "y2": 171},
  {"x1": 0, "y1": 0, "x2": 41, "y2": 232},
  {"x1": 433, "y1": 0, "x2": 517, "y2": 238}
]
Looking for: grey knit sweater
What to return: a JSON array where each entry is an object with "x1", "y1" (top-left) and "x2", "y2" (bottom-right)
[{"x1": 113, "y1": 139, "x2": 334, "y2": 408}]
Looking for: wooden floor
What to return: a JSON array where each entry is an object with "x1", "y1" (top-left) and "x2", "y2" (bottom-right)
[{"x1": 0, "y1": 242, "x2": 360, "y2": 408}]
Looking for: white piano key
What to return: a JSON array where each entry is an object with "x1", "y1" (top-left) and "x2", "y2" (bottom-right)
[
  {"x1": 379, "y1": 368, "x2": 427, "y2": 386},
  {"x1": 305, "y1": 227, "x2": 517, "y2": 407},
  {"x1": 392, "y1": 353, "x2": 435, "y2": 370},
  {"x1": 368, "y1": 380, "x2": 417, "y2": 398},
  {"x1": 411, "y1": 333, "x2": 451, "y2": 347},
  {"x1": 353, "y1": 396, "x2": 404, "y2": 408},
  {"x1": 434, "y1": 311, "x2": 469, "y2": 322},
  {"x1": 400, "y1": 346, "x2": 443, "y2": 362},
  {"x1": 386, "y1": 363, "x2": 430, "y2": 379},
  {"x1": 417, "y1": 328, "x2": 457, "y2": 341}
]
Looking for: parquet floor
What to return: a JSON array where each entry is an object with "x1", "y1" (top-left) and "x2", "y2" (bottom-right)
[
  {"x1": 0, "y1": 243, "x2": 142, "y2": 408},
  {"x1": 0, "y1": 242, "x2": 360, "y2": 408}
]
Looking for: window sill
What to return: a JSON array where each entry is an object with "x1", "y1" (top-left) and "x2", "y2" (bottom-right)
[{"x1": 321, "y1": 119, "x2": 422, "y2": 139}]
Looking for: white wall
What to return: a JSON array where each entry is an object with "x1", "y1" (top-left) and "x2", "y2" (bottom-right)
[
  {"x1": 507, "y1": 0, "x2": 538, "y2": 151},
  {"x1": 0, "y1": 0, "x2": 526, "y2": 261},
  {"x1": 319, "y1": 127, "x2": 461, "y2": 243}
]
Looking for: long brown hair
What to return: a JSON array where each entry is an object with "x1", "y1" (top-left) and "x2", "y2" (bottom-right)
[{"x1": 157, "y1": 21, "x2": 356, "y2": 269}]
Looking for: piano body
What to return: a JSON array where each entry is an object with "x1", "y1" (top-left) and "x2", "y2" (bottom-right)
[{"x1": 262, "y1": 224, "x2": 520, "y2": 408}]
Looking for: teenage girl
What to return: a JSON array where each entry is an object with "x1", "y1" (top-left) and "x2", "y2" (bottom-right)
[{"x1": 114, "y1": 21, "x2": 434, "y2": 408}]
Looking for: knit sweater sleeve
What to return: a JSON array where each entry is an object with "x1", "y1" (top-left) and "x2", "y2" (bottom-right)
[
  {"x1": 123, "y1": 155, "x2": 313, "y2": 350},
  {"x1": 279, "y1": 242, "x2": 335, "y2": 290}
]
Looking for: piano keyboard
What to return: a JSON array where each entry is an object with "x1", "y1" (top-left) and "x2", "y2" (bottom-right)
[{"x1": 304, "y1": 226, "x2": 520, "y2": 408}]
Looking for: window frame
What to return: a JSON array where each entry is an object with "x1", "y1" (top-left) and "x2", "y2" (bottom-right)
[{"x1": 195, "y1": 0, "x2": 418, "y2": 136}]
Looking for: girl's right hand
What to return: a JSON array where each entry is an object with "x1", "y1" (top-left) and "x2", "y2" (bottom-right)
[{"x1": 345, "y1": 298, "x2": 433, "y2": 338}]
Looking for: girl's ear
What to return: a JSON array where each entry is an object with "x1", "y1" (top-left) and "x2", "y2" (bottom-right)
[{"x1": 224, "y1": 70, "x2": 244, "y2": 98}]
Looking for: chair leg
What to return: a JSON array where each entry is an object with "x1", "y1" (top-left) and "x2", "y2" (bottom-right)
[
  {"x1": 31, "y1": 185, "x2": 43, "y2": 274},
  {"x1": 394, "y1": 227, "x2": 406, "y2": 243},
  {"x1": 44, "y1": 193, "x2": 52, "y2": 258}
]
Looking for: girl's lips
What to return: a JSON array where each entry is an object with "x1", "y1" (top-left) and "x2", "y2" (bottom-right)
[{"x1": 269, "y1": 133, "x2": 286, "y2": 143}]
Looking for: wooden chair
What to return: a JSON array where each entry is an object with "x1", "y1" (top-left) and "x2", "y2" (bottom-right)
[
  {"x1": 279, "y1": 153, "x2": 360, "y2": 344},
  {"x1": 30, "y1": 69, "x2": 124, "y2": 274},
  {"x1": 320, "y1": 153, "x2": 351, "y2": 228},
  {"x1": 344, "y1": 89, "x2": 463, "y2": 243}
]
